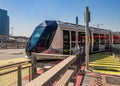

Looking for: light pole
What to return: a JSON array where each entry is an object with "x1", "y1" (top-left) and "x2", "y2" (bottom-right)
[{"x1": 11, "y1": 27, "x2": 14, "y2": 36}]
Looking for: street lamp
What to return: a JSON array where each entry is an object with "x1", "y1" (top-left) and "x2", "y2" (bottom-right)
[{"x1": 11, "y1": 27, "x2": 14, "y2": 36}]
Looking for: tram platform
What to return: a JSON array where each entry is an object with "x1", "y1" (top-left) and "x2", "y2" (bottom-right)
[
  {"x1": 81, "y1": 52, "x2": 120, "y2": 86},
  {"x1": 89, "y1": 52, "x2": 120, "y2": 75}
]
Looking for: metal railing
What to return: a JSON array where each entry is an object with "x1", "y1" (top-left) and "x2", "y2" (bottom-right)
[
  {"x1": 0, "y1": 42, "x2": 26, "y2": 49},
  {"x1": 0, "y1": 61, "x2": 31, "y2": 86},
  {"x1": 25, "y1": 55, "x2": 76, "y2": 86},
  {"x1": 25, "y1": 48, "x2": 85, "y2": 86},
  {"x1": 112, "y1": 45, "x2": 120, "y2": 61},
  {"x1": 0, "y1": 35, "x2": 29, "y2": 49}
]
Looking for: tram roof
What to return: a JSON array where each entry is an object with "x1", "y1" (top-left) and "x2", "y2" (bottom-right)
[
  {"x1": 43, "y1": 20, "x2": 119, "y2": 34},
  {"x1": 57, "y1": 20, "x2": 110, "y2": 33}
]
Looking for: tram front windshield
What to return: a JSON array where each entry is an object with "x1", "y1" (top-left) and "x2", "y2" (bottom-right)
[
  {"x1": 26, "y1": 21, "x2": 58, "y2": 52},
  {"x1": 26, "y1": 27, "x2": 44, "y2": 50},
  {"x1": 30, "y1": 27, "x2": 44, "y2": 46}
]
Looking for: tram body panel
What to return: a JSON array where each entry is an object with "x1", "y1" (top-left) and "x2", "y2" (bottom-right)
[{"x1": 49, "y1": 26, "x2": 63, "y2": 54}]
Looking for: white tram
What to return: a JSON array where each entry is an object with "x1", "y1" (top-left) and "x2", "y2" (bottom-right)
[{"x1": 26, "y1": 20, "x2": 120, "y2": 57}]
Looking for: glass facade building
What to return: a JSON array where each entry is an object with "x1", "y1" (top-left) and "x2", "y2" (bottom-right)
[{"x1": 0, "y1": 9, "x2": 9, "y2": 36}]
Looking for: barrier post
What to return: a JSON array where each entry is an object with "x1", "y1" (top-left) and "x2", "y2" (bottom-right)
[
  {"x1": 18, "y1": 64, "x2": 22, "y2": 86},
  {"x1": 31, "y1": 55, "x2": 37, "y2": 79},
  {"x1": 29, "y1": 66, "x2": 31, "y2": 81}
]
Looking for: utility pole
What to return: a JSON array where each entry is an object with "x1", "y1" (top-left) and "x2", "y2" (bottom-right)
[{"x1": 84, "y1": 7, "x2": 90, "y2": 70}]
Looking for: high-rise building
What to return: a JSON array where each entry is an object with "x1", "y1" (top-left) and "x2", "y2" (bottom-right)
[{"x1": 0, "y1": 8, "x2": 9, "y2": 36}]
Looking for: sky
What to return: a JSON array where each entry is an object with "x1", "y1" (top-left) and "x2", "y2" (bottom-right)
[{"x1": 0, "y1": 0, "x2": 120, "y2": 37}]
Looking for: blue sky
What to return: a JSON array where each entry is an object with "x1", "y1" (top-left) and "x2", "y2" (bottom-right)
[{"x1": 0, "y1": 0, "x2": 120, "y2": 37}]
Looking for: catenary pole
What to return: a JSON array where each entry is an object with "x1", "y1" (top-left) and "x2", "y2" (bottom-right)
[{"x1": 85, "y1": 7, "x2": 90, "y2": 70}]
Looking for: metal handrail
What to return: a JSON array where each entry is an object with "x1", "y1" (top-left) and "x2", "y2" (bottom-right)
[
  {"x1": 0, "y1": 60, "x2": 31, "y2": 86},
  {"x1": 25, "y1": 55, "x2": 77, "y2": 86},
  {"x1": 0, "y1": 65, "x2": 31, "y2": 75},
  {"x1": 112, "y1": 45, "x2": 120, "y2": 60}
]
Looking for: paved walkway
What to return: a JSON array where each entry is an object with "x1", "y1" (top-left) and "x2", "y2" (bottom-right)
[
  {"x1": 82, "y1": 72, "x2": 120, "y2": 86},
  {"x1": 89, "y1": 52, "x2": 120, "y2": 75}
]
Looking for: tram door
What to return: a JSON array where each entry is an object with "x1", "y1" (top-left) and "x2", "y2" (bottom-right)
[{"x1": 63, "y1": 30, "x2": 70, "y2": 54}]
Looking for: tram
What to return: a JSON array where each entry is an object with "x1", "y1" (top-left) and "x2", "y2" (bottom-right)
[{"x1": 26, "y1": 20, "x2": 120, "y2": 57}]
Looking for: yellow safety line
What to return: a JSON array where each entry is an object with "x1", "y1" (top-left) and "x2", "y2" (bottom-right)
[{"x1": 89, "y1": 52, "x2": 120, "y2": 75}]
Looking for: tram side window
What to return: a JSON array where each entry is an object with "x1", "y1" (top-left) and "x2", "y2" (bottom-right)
[
  {"x1": 64, "y1": 31, "x2": 70, "y2": 43},
  {"x1": 71, "y1": 31, "x2": 76, "y2": 47},
  {"x1": 113, "y1": 35, "x2": 119, "y2": 44},
  {"x1": 100, "y1": 34, "x2": 105, "y2": 45},
  {"x1": 63, "y1": 30, "x2": 70, "y2": 54},
  {"x1": 63, "y1": 30, "x2": 70, "y2": 45},
  {"x1": 93, "y1": 33, "x2": 99, "y2": 43},
  {"x1": 78, "y1": 32, "x2": 85, "y2": 46},
  {"x1": 106, "y1": 35, "x2": 109, "y2": 44}
]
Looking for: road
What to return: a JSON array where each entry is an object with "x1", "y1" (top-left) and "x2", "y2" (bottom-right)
[{"x1": 0, "y1": 49, "x2": 26, "y2": 60}]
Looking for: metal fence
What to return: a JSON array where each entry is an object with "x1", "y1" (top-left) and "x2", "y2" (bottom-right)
[
  {"x1": 0, "y1": 42, "x2": 26, "y2": 49},
  {"x1": 112, "y1": 45, "x2": 120, "y2": 61},
  {"x1": 0, "y1": 61, "x2": 31, "y2": 86},
  {"x1": 0, "y1": 35, "x2": 29, "y2": 49}
]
